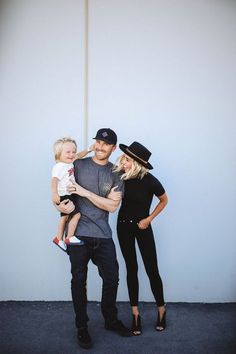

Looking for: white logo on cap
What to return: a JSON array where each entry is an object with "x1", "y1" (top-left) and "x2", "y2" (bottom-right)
[{"x1": 102, "y1": 132, "x2": 108, "y2": 137}]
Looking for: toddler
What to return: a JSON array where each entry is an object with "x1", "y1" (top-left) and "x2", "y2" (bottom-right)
[{"x1": 51, "y1": 137, "x2": 93, "y2": 251}]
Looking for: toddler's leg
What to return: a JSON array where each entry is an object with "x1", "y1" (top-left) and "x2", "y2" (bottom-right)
[
  {"x1": 65, "y1": 213, "x2": 83, "y2": 245},
  {"x1": 53, "y1": 215, "x2": 68, "y2": 252},
  {"x1": 57, "y1": 215, "x2": 69, "y2": 240},
  {"x1": 66, "y1": 212, "x2": 81, "y2": 238}
]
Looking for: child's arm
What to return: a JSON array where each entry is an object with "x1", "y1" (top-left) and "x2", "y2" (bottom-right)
[
  {"x1": 74, "y1": 143, "x2": 95, "y2": 161},
  {"x1": 51, "y1": 177, "x2": 60, "y2": 204}
]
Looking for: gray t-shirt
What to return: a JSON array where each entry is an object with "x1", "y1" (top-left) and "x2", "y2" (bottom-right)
[{"x1": 73, "y1": 157, "x2": 123, "y2": 238}]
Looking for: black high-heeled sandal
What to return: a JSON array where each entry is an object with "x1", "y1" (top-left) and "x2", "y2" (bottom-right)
[
  {"x1": 155, "y1": 310, "x2": 166, "y2": 331},
  {"x1": 131, "y1": 314, "x2": 142, "y2": 335}
]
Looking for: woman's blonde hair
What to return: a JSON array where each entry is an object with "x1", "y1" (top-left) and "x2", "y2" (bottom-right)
[
  {"x1": 113, "y1": 154, "x2": 149, "y2": 180},
  {"x1": 53, "y1": 137, "x2": 77, "y2": 161}
]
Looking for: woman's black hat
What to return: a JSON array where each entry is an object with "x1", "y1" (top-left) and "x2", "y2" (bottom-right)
[{"x1": 119, "y1": 141, "x2": 153, "y2": 170}]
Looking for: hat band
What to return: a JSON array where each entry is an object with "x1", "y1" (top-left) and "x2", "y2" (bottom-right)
[{"x1": 126, "y1": 148, "x2": 148, "y2": 165}]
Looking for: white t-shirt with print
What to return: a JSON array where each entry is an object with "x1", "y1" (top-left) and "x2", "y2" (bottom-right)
[{"x1": 52, "y1": 162, "x2": 75, "y2": 196}]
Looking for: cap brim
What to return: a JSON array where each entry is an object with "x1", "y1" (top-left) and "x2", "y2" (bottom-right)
[
  {"x1": 93, "y1": 136, "x2": 114, "y2": 145},
  {"x1": 119, "y1": 143, "x2": 153, "y2": 170}
]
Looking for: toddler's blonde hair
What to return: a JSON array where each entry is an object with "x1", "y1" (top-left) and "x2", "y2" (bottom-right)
[{"x1": 53, "y1": 137, "x2": 77, "y2": 161}]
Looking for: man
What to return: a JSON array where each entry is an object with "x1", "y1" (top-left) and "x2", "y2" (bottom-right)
[{"x1": 57, "y1": 128, "x2": 131, "y2": 349}]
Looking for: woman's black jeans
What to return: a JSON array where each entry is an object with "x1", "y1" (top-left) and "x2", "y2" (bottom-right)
[
  {"x1": 67, "y1": 237, "x2": 119, "y2": 329},
  {"x1": 117, "y1": 219, "x2": 165, "y2": 307}
]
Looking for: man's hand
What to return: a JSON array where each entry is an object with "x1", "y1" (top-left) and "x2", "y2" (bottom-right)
[
  {"x1": 67, "y1": 181, "x2": 89, "y2": 198},
  {"x1": 54, "y1": 199, "x2": 75, "y2": 214}
]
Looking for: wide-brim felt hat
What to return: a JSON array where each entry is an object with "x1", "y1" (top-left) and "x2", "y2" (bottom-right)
[{"x1": 119, "y1": 141, "x2": 153, "y2": 170}]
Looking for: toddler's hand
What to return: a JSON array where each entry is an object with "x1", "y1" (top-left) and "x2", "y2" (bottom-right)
[{"x1": 88, "y1": 143, "x2": 95, "y2": 152}]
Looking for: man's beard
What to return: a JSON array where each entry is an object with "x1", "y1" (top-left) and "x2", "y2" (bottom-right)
[{"x1": 95, "y1": 149, "x2": 109, "y2": 160}]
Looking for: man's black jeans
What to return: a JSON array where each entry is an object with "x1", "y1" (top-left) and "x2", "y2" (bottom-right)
[{"x1": 67, "y1": 237, "x2": 119, "y2": 329}]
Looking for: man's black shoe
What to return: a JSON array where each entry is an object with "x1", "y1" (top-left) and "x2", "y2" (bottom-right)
[
  {"x1": 105, "y1": 320, "x2": 132, "y2": 337},
  {"x1": 77, "y1": 327, "x2": 93, "y2": 349}
]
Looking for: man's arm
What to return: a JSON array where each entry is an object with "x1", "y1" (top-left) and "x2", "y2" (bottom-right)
[{"x1": 68, "y1": 183, "x2": 122, "y2": 213}]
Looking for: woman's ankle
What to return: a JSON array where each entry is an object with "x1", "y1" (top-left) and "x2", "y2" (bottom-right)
[
  {"x1": 157, "y1": 305, "x2": 166, "y2": 321},
  {"x1": 131, "y1": 306, "x2": 140, "y2": 317}
]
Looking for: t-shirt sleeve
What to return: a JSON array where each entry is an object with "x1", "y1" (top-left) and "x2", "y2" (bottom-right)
[
  {"x1": 52, "y1": 164, "x2": 64, "y2": 180},
  {"x1": 150, "y1": 174, "x2": 165, "y2": 197}
]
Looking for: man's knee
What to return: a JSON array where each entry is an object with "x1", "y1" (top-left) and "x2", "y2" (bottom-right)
[{"x1": 71, "y1": 270, "x2": 87, "y2": 289}]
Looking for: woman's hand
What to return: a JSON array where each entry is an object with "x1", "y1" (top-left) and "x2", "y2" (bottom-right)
[
  {"x1": 137, "y1": 217, "x2": 151, "y2": 230},
  {"x1": 107, "y1": 186, "x2": 122, "y2": 201}
]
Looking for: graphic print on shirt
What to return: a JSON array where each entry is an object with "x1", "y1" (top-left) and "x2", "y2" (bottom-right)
[
  {"x1": 101, "y1": 182, "x2": 112, "y2": 196},
  {"x1": 68, "y1": 167, "x2": 74, "y2": 177}
]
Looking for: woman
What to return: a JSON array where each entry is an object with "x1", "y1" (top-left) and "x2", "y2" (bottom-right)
[{"x1": 114, "y1": 141, "x2": 168, "y2": 335}]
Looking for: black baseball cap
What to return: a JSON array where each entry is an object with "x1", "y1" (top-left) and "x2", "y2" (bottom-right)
[{"x1": 93, "y1": 128, "x2": 117, "y2": 145}]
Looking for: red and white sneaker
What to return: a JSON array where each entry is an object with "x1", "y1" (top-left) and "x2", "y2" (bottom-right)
[
  {"x1": 65, "y1": 236, "x2": 84, "y2": 246},
  {"x1": 53, "y1": 237, "x2": 67, "y2": 252}
]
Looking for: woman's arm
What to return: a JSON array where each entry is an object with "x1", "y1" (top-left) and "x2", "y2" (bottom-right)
[
  {"x1": 138, "y1": 192, "x2": 168, "y2": 229},
  {"x1": 68, "y1": 182, "x2": 122, "y2": 213}
]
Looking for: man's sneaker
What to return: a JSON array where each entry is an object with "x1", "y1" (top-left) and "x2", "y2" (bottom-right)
[
  {"x1": 105, "y1": 320, "x2": 132, "y2": 337},
  {"x1": 77, "y1": 327, "x2": 93, "y2": 349},
  {"x1": 53, "y1": 237, "x2": 67, "y2": 252},
  {"x1": 65, "y1": 236, "x2": 84, "y2": 246}
]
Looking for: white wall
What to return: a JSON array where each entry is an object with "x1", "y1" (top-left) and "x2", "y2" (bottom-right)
[
  {"x1": 0, "y1": 0, "x2": 86, "y2": 300},
  {"x1": 0, "y1": 0, "x2": 235, "y2": 302}
]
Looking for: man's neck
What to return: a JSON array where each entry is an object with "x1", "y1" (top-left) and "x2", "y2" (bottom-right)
[{"x1": 92, "y1": 156, "x2": 109, "y2": 166}]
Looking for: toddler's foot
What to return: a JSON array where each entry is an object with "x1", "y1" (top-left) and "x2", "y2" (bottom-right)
[
  {"x1": 65, "y1": 236, "x2": 84, "y2": 246},
  {"x1": 53, "y1": 237, "x2": 67, "y2": 252}
]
